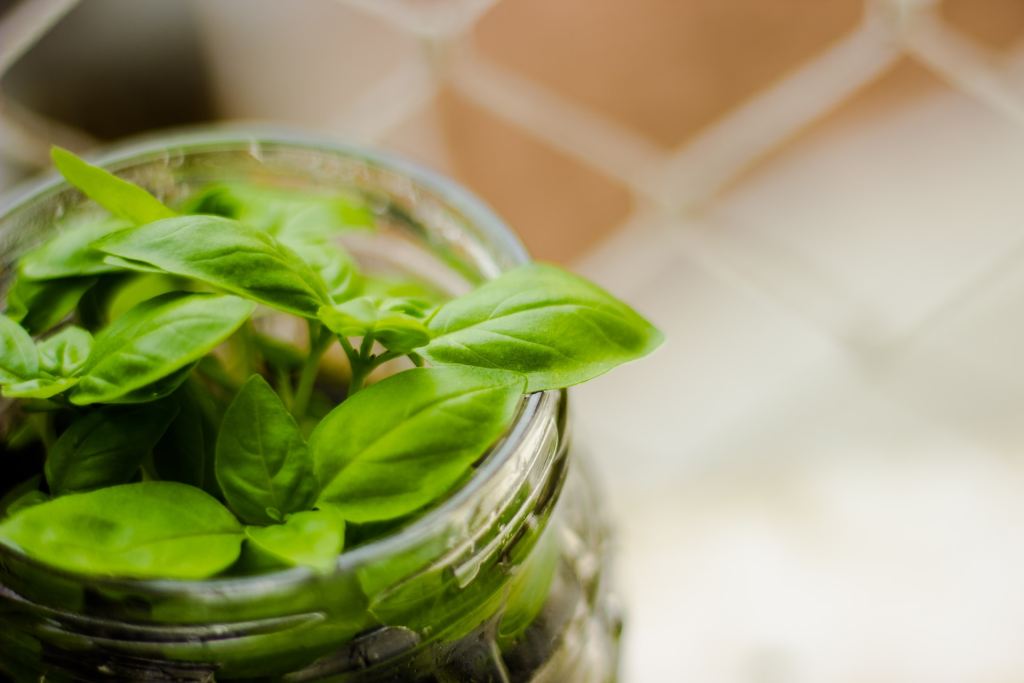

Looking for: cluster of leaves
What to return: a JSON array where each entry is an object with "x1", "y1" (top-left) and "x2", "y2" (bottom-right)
[{"x1": 0, "y1": 147, "x2": 662, "y2": 581}]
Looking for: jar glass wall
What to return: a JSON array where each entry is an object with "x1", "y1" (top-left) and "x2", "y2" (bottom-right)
[{"x1": 0, "y1": 132, "x2": 621, "y2": 682}]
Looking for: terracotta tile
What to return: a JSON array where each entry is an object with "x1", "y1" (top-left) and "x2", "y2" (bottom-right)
[
  {"x1": 385, "y1": 90, "x2": 634, "y2": 264},
  {"x1": 474, "y1": 0, "x2": 863, "y2": 149},
  {"x1": 941, "y1": 0, "x2": 1024, "y2": 51}
]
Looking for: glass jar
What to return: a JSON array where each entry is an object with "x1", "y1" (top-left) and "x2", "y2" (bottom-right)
[{"x1": 0, "y1": 132, "x2": 622, "y2": 682}]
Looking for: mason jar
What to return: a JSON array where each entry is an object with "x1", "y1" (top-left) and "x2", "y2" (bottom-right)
[{"x1": 0, "y1": 132, "x2": 622, "y2": 682}]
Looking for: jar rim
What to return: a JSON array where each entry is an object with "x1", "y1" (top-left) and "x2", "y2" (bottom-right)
[{"x1": 0, "y1": 127, "x2": 556, "y2": 595}]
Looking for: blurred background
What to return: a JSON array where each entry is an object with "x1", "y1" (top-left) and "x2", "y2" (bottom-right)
[{"x1": 4, "y1": 0, "x2": 1024, "y2": 680}]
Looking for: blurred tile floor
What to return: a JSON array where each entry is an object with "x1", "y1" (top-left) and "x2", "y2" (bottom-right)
[
  {"x1": 5, "y1": 0, "x2": 1024, "y2": 680},
  {"x1": 573, "y1": 45, "x2": 1024, "y2": 683}
]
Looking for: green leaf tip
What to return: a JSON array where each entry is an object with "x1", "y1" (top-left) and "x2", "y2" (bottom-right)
[
  {"x1": 51, "y1": 145, "x2": 175, "y2": 225},
  {"x1": 422, "y1": 262, "x2": 663, "y2": 392}
]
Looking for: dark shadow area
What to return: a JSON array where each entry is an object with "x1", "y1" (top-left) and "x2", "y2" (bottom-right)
[{"x1": 2, "y1": 0, "x2": 215, "y2": 140}]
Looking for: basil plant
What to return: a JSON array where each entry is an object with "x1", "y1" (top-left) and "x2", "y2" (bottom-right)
[{"x1": 0, "y1": 148, "x2": 662, "y2": 580}]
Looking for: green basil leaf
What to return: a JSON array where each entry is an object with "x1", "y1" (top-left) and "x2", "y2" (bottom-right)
[
  {"x1": 70, "y1": 292, "x2": 255, "y2": 405},
  {"x1": 0, "y1": 476, "x2": 44, "y2": 518},
  {"x1": 107, "y1": 362, "x2": 196, "y2": 405},
  {"x1": 18, "y1": 216, "x2": 132, "y2": 280},
  {"x1": 284, "y1": 239, "x2": 361, "y2": 304},
  {"x1": 498, "y1": 526, "x2": 559, "y2": 643},
  {"x1": 2, "y1": 376, "x2": 79, "y2": 399},
  {"x1": 5, "y1": 490, "x2": 49, "y2": 517},
  {"x1": 74, "y1": 273, "x2": 132, "y2": 332},
  {"x1": 0, "y1": 481, "x2": 243, "y2": 579},
  {"x1": 4, "y1": 491, "x2": 48, "y2": 519},
  {"x1": 185, "y1": 181, "x2": 367, "y2": 303},
  {"x1": 360, "y1": 274, "x2": 449, "y2": 308},
  {"x1": 152, "y1": 382, "x2": 221, "y2": 496},
  {"x1": 51, "y1": 147, "x2": 175, "y2": 225},
  {"x1": 4, "y1": 418, "x2": 39, "y2": 450},
  {"x1": 45, "y1": 403, "x2": 179, "y2": 495},
  {"x1": 421, "y1": 263, "x2": 663, "y2": 392},
  {"x1": 0, "y1": 316, "x2": 38, "y2": 384},
  {"x1": 38, "y1": 326, "x2": 93, "y2": 376},
  {"x1": 318, "y1": 296, "x2": 430, "y2": 354},
  {"x1": 215, "y1": 375, "x2": 317, "y2": 525},
  {"x1": 99, "y1": 255, "x2": 167, "y2": 274},
  {"x1": 312, "y1": 366, "x2": 525, "y2": 522},
  {"x1": 377, "y1": 296, "x2": 435, "y2": 318},
  {"x1": 6, "y1": 276, "x2": 97, "y2": 334},
  {"x1": 106, "y1": 273, "x2": 185, "y2": 321},
  {"x1": 317, "y1": 297, "x2": 375, "y2": 337},
  {"x1": 95, "y1": 215, "x2": 330, "y2": 317},
  {"x1": 244, "y1": 508, "x2": 346, "y2": 573},
  {"x1": 183, "y1": 182, "x2": 374, "y2": 237},
  {"x1": 253, "y1": 333, "x2": 305, "y2": 372}
]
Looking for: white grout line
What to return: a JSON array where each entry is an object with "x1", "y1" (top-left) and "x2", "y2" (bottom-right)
[
  {"x1": 572, "y1": 205, "x2": 682, "y2": 295},
  {"x1": 336, "y1": 0, "x2": 498, "y2": 39},
  {"x1": 667, "y1": 220, "x2": 887, "y2": 355},
  {"x1": 658, "y1": 18, "x2": 902, "y2": 209},
  {"x1": 865, "y1": 11, "x2": 1024, "y2": 354},
  {"x1": 882, "y1": 236, "x2": 1024, "y2": 357},
  {"x1": 447, "y1": 47, "x2": 670, "y2": 205},
  {"x1": 902, "y1": 10, "x2": 1024, "y2": 129},
  {"x1": 327, "y1": 58, "x2": 439, "y2": 144},
  {"x1": 876, "y1": 10, "x2": 1024, "y2": 344},
  {"x1": 575, "y1": 203, "x2": 870, "y2": 361}
]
